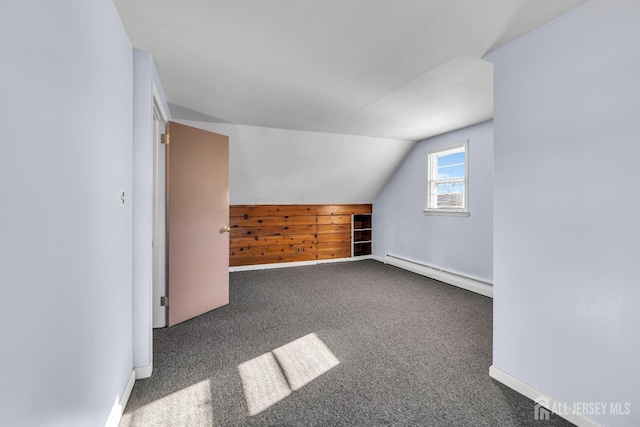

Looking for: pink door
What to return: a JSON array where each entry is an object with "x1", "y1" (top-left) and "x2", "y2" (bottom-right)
[{"x1": 167, "y1": 121, "x2": 229, "y2": 326}]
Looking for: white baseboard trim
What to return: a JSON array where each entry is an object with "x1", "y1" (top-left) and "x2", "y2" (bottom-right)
[
  {"x1": 317, "y1": 256, "x2": 368, "y2": 264},
  {"x1": 104, "y1": 370, "x2": 136, "y2": 427},
  {"x1": 383, "y1": 254, "x2": 493, "y2": 298},
  {"x1": 135, "y1": 363, "x2": 153, "y2": 379},
  {"x1": 230, "y1": 260, "x2": 318, "y2": 272},
  {"x1": 370, "y1": 254, "x2": 385, "y2": 263},
  {"x1": 489, "y1": 366, "x2": 603, "y2": 427},
  {"x1": 229, "y1": 256, "x2": 378, "y2": 272}
]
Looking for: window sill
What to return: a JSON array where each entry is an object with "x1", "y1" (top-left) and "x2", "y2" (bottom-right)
[{"x1": 423, "y1": 210, "x2": 470, "y2": 217}]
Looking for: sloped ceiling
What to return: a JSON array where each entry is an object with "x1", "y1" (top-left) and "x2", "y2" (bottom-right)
[
  {"x1": 177, "y1": 121, "x2": 415, "y2": 205},
  {"x1": 114, "y1": 0, "x2": 588, "y2": 141}
]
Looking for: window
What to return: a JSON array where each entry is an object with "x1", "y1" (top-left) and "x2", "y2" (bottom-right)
[{"x1": 425, "y1": 140, "x2": 469, "y2": 216}]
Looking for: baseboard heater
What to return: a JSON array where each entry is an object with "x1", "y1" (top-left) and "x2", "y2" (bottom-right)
[{"x1": 383, "y1": 254, "x2": 493, "y2": 298}]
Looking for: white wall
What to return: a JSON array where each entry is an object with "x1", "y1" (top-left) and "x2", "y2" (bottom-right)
[
  {"x1": 176, "y1": 121, "x2": 415, "y2": 205},
  {"x1": 373, "y1": 121, "x2": 494, "y2": 282},
  {"x1": 0, "y1": 1, "x2": 134, "y2": 425},
  {"x1": 132, "y1": 49, "x2": 170, "y2": 375},
  {"x1": 487, "y1": 0, "x2": 639, "y2": 425}
]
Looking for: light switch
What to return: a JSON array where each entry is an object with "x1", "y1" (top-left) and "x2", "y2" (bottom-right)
[{"x1": 118, "y1": 188, "x2": 126, "y2": 208}]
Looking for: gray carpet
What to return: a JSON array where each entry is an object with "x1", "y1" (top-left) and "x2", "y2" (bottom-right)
[{"x1": 121, "y1": 260, "x2": 574, "y2": 426}]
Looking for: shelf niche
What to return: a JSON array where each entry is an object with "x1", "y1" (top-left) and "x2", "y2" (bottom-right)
[{"x1": 352, "y1": 213, "x2": 372, "y2": 257}]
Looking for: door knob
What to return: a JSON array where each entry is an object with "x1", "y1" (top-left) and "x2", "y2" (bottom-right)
[{"x1": 222, "y1": 226, "x2": 231, "y2": 233}]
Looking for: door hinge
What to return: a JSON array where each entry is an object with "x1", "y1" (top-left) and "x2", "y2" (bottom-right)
[
  {"x1": 160, "y1": 296, "x2": 169, "y2": 307},
  {"x1": 161, "y1": 133, "x2": 170, "y2": 145}
]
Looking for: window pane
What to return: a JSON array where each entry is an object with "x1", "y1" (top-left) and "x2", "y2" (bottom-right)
[
  {"x1": 437, "y1": 151, "x2": 464, "y2": 167},
  {"x1": 437, "y1": 163, "x2": 464, "y2": 179},
  {"x1": 436, "y1": 182, "x2": 464, "y2": 194},
  {"x1": 436, "y1": 182, "x2": 464, "y2": 209}
]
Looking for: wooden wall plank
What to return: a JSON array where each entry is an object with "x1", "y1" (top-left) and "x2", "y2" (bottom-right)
[
  {"x1": 231, "y1": 243, "x2": 316, "y2": 258},
  {"x1": 231, "y1": 215, "x2": 316, "y2": 227},
  {"x1": 317, "y1": 204, "x2": 371, "y2": 215},
  {"x1": 230, "y1": 234, "x2": 317, "y2": 248},
  {"x1": 317, "y1": 242, "x2": 351, "y2": 251},
  {"x1": 230, "y1": 205, "x2": 318, "y2": 217},
  {"x1": 317, "y1": 215, "x2": 351, "y2": 225},
  {"x1": 317, "y1": 224, "x2": 350, "y2": 234},
  {"x1": 230, "y1": 225, "x2": 317, "y2": 238},
  {"x1": 317, "y1": 232, "x2": 351, "y2": 243},
  {"x1": 317, "y1": 248, "x2": 352, "y2": 260}
]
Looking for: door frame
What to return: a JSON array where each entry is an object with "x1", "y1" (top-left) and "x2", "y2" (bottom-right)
[{"x1": 152, "y1": 83, "x2": 168, "y2": 328}]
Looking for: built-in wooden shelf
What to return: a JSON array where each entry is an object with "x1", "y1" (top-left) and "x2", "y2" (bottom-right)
[{"x1": 352, "y1": 214, "x2": 372, "y2": 257}]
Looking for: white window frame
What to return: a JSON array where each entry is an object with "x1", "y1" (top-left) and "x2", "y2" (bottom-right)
[{"x1": 424, "y1": 139, "x2": 469, "y2": 216}]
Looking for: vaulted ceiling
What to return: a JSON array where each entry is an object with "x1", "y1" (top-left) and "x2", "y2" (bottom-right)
[{"x1": 114, "y1": 0, "x2": 588, "y2": 141}]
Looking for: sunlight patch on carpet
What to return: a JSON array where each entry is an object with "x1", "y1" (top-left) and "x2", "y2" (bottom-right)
[
  {"x1": 238, "y1": 333, "x2": 339, "y2": 415},
  {"x1": 120, "y1": 379, "x2": 213, "y2": 426},
  {"x1": 273, "y1": 333, "x2": 340, "y2": 391},
  {"x1": 238, "y1": 352, "x2": 292, "y2": 416}
]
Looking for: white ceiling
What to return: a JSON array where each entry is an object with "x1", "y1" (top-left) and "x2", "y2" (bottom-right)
[{"x1": 114, "y1": 0, "x2": 588, "y2": 141}]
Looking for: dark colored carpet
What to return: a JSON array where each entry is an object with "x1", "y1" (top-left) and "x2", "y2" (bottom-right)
[{"x1": 121, "y1": 260, "x2": 573, "y2": 426}]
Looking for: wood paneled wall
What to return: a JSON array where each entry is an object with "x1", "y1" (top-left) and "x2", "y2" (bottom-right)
[{"x1": 229, "y1": 204, "x2": 372, "y2": 267}]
